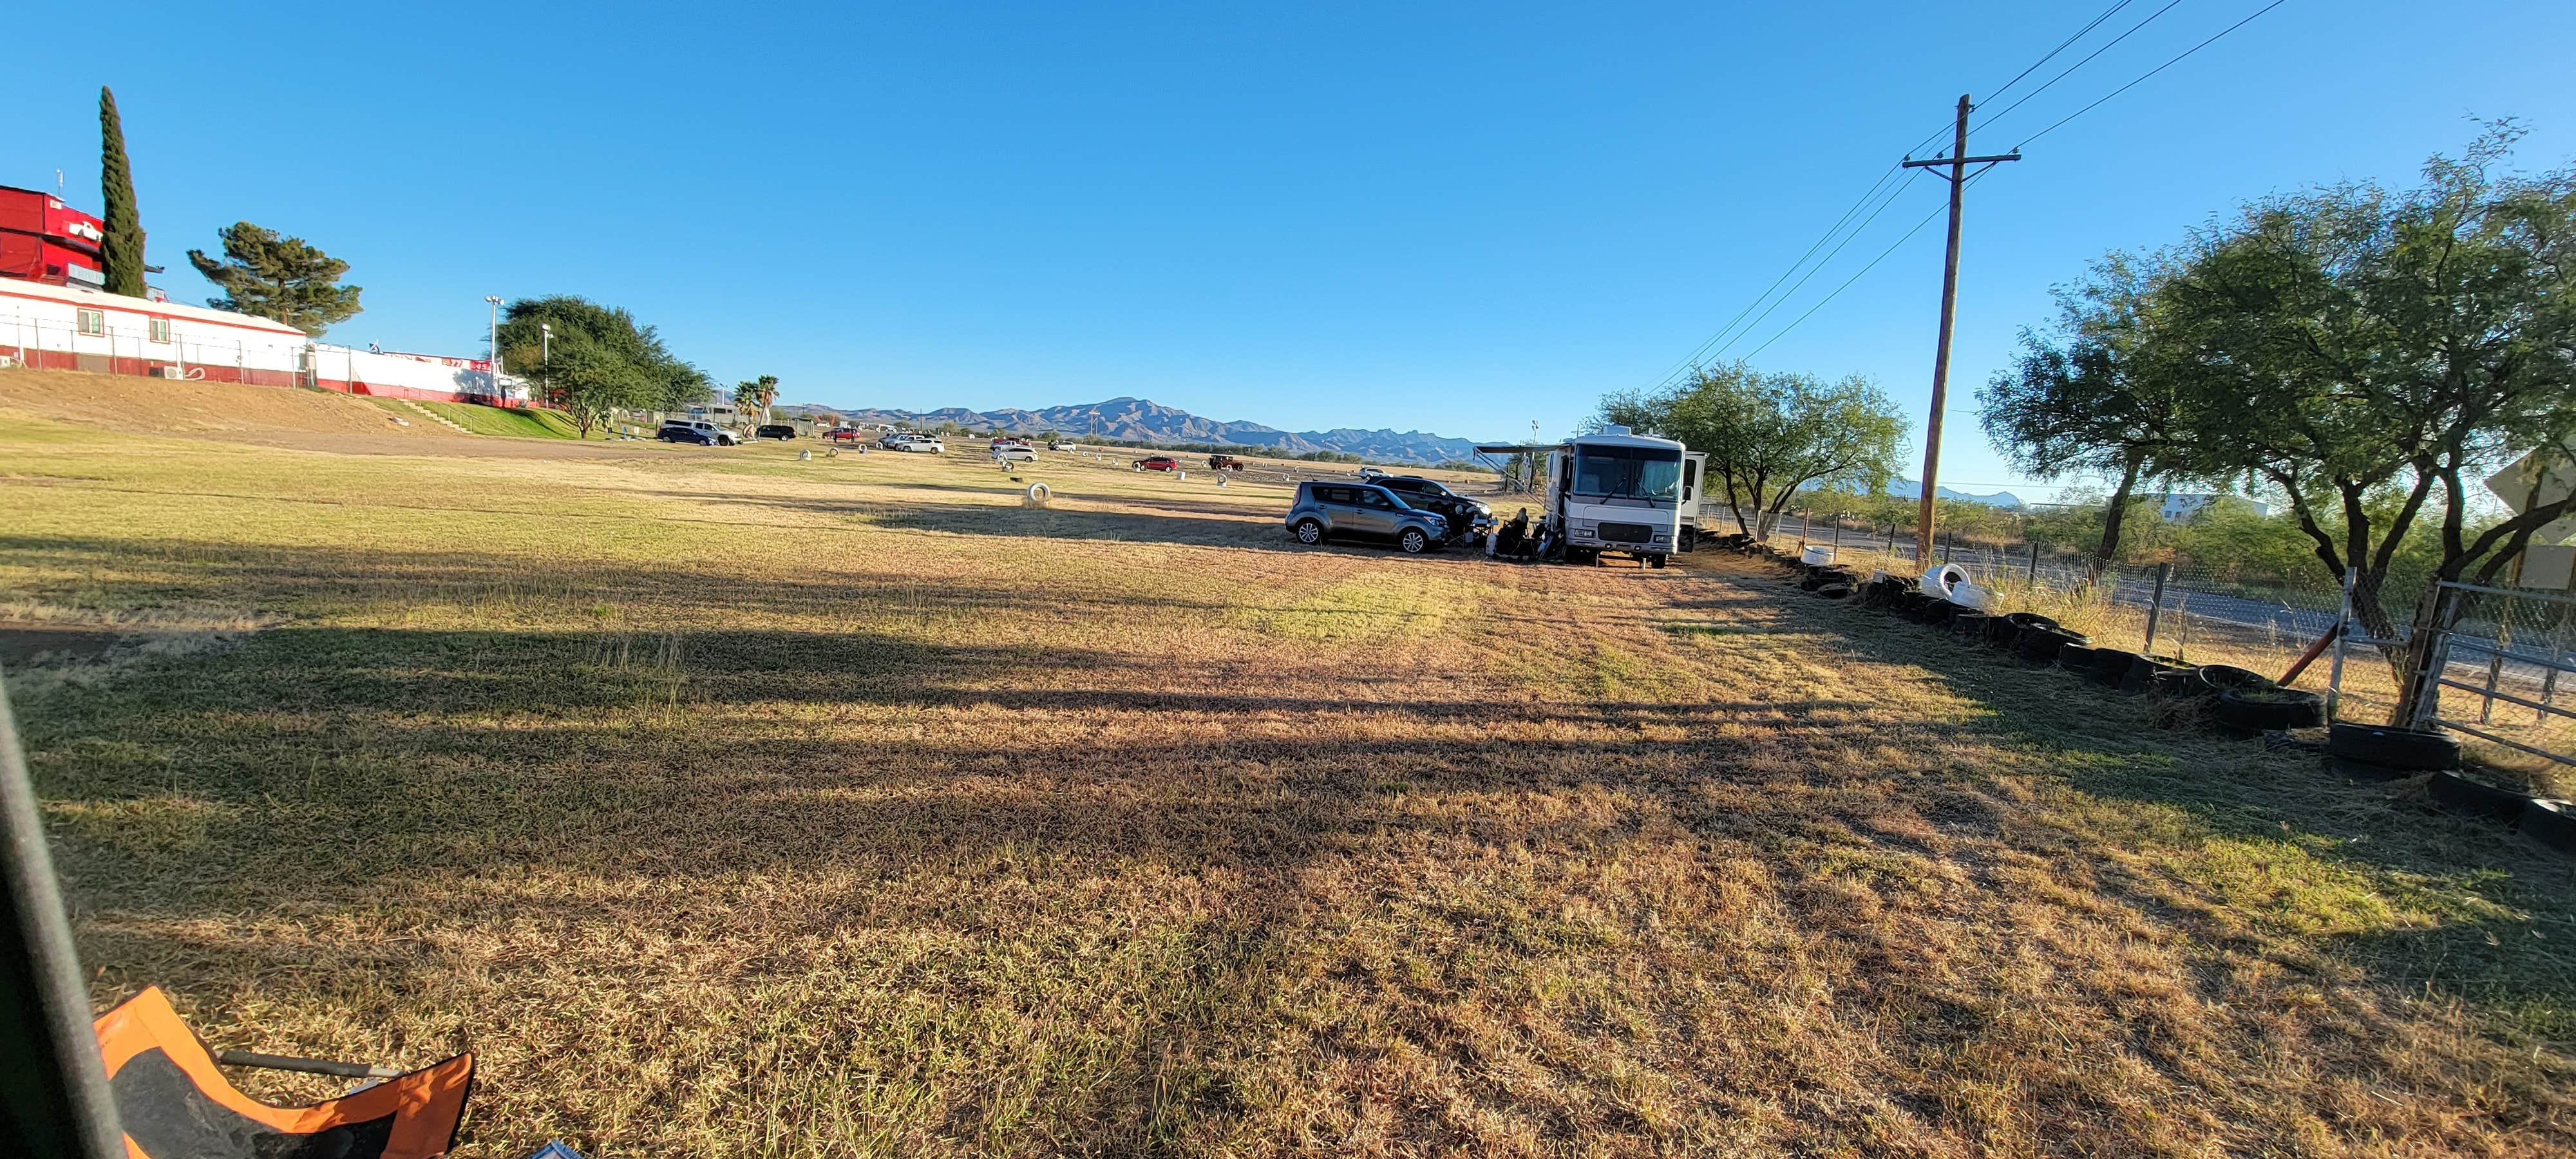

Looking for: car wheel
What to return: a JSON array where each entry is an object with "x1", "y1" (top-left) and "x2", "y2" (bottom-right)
[
  {"x1": 1399, "y1": 528, "x2": 1428, "y2": 554},
  {"x1": 1294, "y1": 519, "x2": 1325, "y2": 545},
  {"x1": 1647, "y1": 554, "x2": 1667, "y2": 569}
]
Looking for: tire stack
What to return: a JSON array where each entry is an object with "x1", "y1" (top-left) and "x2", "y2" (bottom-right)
[
  {"x1": 2327, "y1": 724, "x2": 2571, "y2": 855},
  {"x1": 1800, "y1": 564, "x2": 1860, "y2": 599}
]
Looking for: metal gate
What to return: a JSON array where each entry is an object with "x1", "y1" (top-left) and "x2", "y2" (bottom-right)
[{"x1": 2394, "y1": 580, "x2": 2576, "y2": 768}]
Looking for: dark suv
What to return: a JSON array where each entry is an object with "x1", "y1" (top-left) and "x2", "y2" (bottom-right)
[
  {"x1": 1376, "y1": 476, "x2": 1493, "y2": 540},
  {"x1": 1284, "y1": 482, "x2": 1450, "y2": 554}
]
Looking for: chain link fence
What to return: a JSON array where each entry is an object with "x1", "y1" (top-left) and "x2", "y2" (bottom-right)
[
  {"x1": 2392, "y1": 581, "x2": 2576, "y2": 795},
  {"x1": 1763, "y1": 512, "x2": 2411, "y2": 711}
]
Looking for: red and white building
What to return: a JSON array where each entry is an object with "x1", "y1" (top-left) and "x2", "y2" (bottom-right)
[{"x1": 0, "y1": 184, "x2": 529, "y2": 406}]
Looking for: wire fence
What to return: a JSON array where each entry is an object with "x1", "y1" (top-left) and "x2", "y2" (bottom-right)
[
  {"x1": 2400, "y1": 582, "x2": 2576, "y2": 793},
  {"x1": 1766, "y1": 514, "x2": 2410, "y2": 711}
]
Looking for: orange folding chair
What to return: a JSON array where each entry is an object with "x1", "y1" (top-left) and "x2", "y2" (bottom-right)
[{"x1": 91, "y1": 987, "x2": 473, "y2": 1159}]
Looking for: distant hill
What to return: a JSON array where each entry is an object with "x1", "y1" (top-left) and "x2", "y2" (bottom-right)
[
  {"x1": 773, "y1": 396, "x2": 1486, "y2": 466},
  {"x1": 1882, "y1": 479, "x2": 2025, "y2": 509}
]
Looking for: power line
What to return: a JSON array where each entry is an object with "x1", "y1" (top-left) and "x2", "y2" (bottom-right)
[
  {"x1": 2011, "y1": 0, "x2": 2292, "y2": 149},
  {"x1": 1969, "y1": 0, "x2": 2187, "y2": 135},
  {"x1": 1705, "y1": 176, "x2": 1935, "y2": 363},
  {"x1": 1642, "y1": 162, "x2": 1908, "y2": 388},
  {"x1": 1978, "y1": 0, "x2": 2141, "y2": 108},
  {"x1": 1739, "y1": 168, "x2": 1994, "y2": 360},
  {"x1": 1638, "y1": 0, "x2": 2224, "y2": 393}
]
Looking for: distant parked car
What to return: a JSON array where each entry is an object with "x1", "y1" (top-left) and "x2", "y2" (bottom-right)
[
  {"x1": 658, "y1": 419, "x2": 738, "y2": 446},
  {"x1": 1206, "y1": 455, "x2": 1245, "y2": 471},
  {"x1": 1356, "y1": 466, "x2": 1389, "y2": 480},
  {"x1": 1283, "y1": 482, "x2": 1449, "y2": 554},
  {"x1": 1134, "y1": 456, "x2": 1181, "y2": 471},
  {"x1": 992, "y1": 444, "x2": 1037, "y2": 463},
  {"x1": 880, "y1": 432, "x2": 927, "y2": 449},
  {"x1": 897, "y1": 437, "x2": 945, "y2": 453},
  {"x1": 1046, "y1": 440, "x2": 1077, "y2": 451},
  {"x1": 824, "y1": 428, "x2": 865, "y2": 442},
  {"x1": 1377, "y1": 475, "x2": 1494, "y2": 539},
  {"x1": 753, "y1": 424, "x2": 799, "y2": 440}
]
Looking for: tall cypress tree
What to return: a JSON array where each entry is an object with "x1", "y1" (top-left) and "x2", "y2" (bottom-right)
[{"x1": 99, "y1": 86, "x2": 147, "y2": 297}]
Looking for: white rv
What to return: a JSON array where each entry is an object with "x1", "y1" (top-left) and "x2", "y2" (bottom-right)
[
  {"x1": 1544, "y1": 426, "x2": 1687, "y2": 568},
  {"x1": 1677, "y1": 451, "x2": 1710, "y2": 552}
]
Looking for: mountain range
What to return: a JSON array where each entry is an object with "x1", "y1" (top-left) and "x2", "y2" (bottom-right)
[
  {"x1": 775, "y1": 397, "x2": 1487, "y2": 466},
  {"x1": 1882, "y1": 479, "x2": 2026, "y2": 509}
]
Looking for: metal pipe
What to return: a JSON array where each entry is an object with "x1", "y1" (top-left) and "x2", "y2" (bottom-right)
[
  {"x1": 0, "y1": 677, "x2": 128, "y2": 1159},
  {"x1": 2325, "y1": 566, "x2": 2357, "y2": 721}
]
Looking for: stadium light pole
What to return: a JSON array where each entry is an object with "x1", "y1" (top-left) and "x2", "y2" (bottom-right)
[{"x1": 482, "y1": 296, "x2": 503, "y2": 379}]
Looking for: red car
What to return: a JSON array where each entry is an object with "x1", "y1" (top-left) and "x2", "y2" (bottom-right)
[
  {"x1": 1134, "y1": 456, "x2": 1181, "y2": 471},
  {"x1": 824, "y1": 428, "x2": 866, "y2": 442}
]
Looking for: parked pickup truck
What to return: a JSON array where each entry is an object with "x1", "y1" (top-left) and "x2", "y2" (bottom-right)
[{"x1": 1206, "y1": 455, "x2": 1246, "y2": 471}]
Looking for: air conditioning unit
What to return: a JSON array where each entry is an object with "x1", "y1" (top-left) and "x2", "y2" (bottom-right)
[{"x1": 149, "y1": 365, "x2": 187, "y2": 379}]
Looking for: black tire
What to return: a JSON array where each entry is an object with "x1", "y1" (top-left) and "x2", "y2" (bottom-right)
[
  {"x1": 1815, "y1": 582, "x2": 1853, "y2": 599},
  {"x1": 1399, "y1": 528, "x2": 1429, "y2": 554},
  {"x1": 1949, "y1": 610, "x2": 1989, "y2": 641},
  {"x1": 2146, "y1": 669, "x2": 2199, "y2": 699},
  {"x1": 1920, "y1": 599, "x2": 1958, "y2": 625},
  {"x1": 2215, "y1": 687, "x2": 2326, "y2": 731},
  {"x1": 2324, "y1": 723, "x2": 2459, "y2": 771},
  {"x1": 2519, "y1": 799, "x2": 2576, "y2": 855},
  {"x1": 1294, "y1": 519, "x2": 1325, "y2": 545},
  {"x1": 1648, "y1": 554, "x2": 1667, "y2": 569},
  {"x1": 2328, "y1": 755, "x2": 2415, "y2": 783},
  {"x1": 2058, "y1": 643, "x2": 2101, "y2": 673},
  {"x1": 2124, "y1": 658, "x2": 2186, "y2": 695},
  {"x1": 2193, "y1": 665, "x2": 2273, "y2": 700},
  {"x1": 2017, "y1": 627, "x2": 2073, "y2": 662},
  {"x1": 1981, "y1": 615, "x2": 2022, "y2": 648},
  {"x1": 2428, "y1": 771, "x2": 2533, "y2": 824},
  {"x1": 2003, "y1": 611, "x2": 2061, "y2": 632},
  {"x1": 2089, "y1": 648, "x2": 2141, "y2": 688}
]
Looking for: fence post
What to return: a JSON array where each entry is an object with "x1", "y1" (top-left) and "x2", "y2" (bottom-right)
[
  {"x1": 2325, "y1": 565, "x2": 2357, "y2": 722},
  {"x1": 2143, "y1": 562, "x2": 2172, "y2": 655},
  {"x1": 2026, "y1": 541, "x2": 2040, "y2": 583},
  {"x1": 2399, "y1": 584, "x2": 2461, "y2": 730}
]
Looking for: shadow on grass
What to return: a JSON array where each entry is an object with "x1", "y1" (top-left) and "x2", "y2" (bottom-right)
[
  {"x1": 1718, "y1": 563, "x2": 2576, "y2": 1037},
  {"x1": 16, "y1": 540, "x2": 2576, "y2": 1149}
]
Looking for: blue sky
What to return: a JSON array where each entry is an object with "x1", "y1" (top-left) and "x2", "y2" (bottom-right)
[{"x1": 6, "y1": 1, "x2": 2571, "y2": 497}]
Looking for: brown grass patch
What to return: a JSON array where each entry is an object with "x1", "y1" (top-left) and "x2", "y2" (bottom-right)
[{"x1": 3, "y1": 379, "x2": 2571, "y2": 1156}]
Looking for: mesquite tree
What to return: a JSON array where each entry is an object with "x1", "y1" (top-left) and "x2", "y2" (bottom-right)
[
  {"x1": 2155, "y1": 126, "x2": 2576, "y2": 645},
  {"x1": 1979, "y1": 254, "x2": 2203, "y2": 573},
  {"x1": 1600, "y1": 363, "x2": 1906, "y2": 538}
]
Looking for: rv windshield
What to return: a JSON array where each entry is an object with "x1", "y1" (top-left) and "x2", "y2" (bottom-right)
[{"x1": 1571, "y1": 446, "x2": 1682, "y2": 500}]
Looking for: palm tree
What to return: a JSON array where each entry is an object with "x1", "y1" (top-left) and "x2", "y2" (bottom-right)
[{"x1": 733, "y1": 375, "x2": 780, "y2": 424}]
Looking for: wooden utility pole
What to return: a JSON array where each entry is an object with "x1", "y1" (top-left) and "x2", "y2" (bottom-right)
[{"x1": 1900, "y1": 95, "x2": 2017, "y2": 569}]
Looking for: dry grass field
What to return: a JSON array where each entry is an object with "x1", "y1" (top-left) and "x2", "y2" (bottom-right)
[{"x1": 3, "y1": 369, "x2": 2573, "y2": 1157}]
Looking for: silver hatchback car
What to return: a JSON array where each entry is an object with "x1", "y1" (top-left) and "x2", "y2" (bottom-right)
[{"x1": 1284, "y1": 481, "x2": 1449, "y2": 554}]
